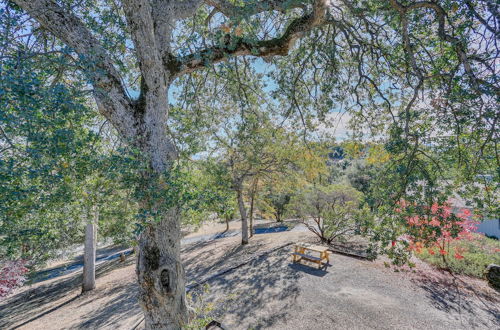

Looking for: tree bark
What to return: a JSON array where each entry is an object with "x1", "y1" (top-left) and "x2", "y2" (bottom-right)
[
  {"x1": 249, "y1": 179, "x2": 258, "y2": 238},
  {"x1": 237, "y1": 187, "x2": 249, "y2": 245},
  {"x1": 82, "y1": 222, "x2": 96, "y2": 293},
  {"x1": 136, "y1": 207, "x2": 187, "y2": 329},
  {"x1": 224, "y1": 215, "x2": 230, "y2": 233},
  {"x1": 249, "y1": 194, "x2": 255, "y2": 238},
  {"x1": 131, "y1": 86, "x2": 188, "y2": 329}
]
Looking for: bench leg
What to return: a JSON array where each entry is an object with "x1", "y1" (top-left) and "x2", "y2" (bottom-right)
[{"x1": 319, "y1": 251, "x2": 329, "y2": 269}]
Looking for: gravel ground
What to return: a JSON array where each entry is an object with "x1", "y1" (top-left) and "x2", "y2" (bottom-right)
[
  {"x1": 1, "y1": 230, "x2": 498, "y2": 330},
  {"x1": 201, "y1": 247, "x2": 499, "y2": 330}
]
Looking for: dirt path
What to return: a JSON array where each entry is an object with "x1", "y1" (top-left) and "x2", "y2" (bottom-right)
[
  {"x1": 26, "y1": 219, "x2": 293, "y2": 283},
  {"x1": 1, "y1": 230, "x2": 498, "y2": 330}
]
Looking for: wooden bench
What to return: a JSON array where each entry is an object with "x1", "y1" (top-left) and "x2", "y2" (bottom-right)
[{"x1": 292, "y1": 243, "x2": 330, "y2": 269}]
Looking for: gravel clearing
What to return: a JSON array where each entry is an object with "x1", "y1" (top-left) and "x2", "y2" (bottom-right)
[
  {"x1": 201, "y1": 247, "x2": 499, "y2": 329},
  {"x1": 0, "y1": 229, "x2": 498, "y2": 330}
]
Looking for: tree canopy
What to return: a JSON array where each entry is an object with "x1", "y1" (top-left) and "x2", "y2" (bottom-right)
[{"x1": 1, "y1": 0, "x2": 497, "y2": 328}]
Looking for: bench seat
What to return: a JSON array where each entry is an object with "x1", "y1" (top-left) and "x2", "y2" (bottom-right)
[{"x1": 292, "y1": 252, "x2": 322, "y2": 261}]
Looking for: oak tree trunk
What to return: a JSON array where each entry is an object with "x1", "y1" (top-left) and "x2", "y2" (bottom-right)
[
  {"x1": 82, "y1": 222, "x2": 96, "y2": 293},
  {"x1": 120, "y1": 49, "x2": 186, "y2": 326},
  {"x1": 134, "y1": 102, "x2": 188, "y2": 328},
  {"x1": 136, "y1": 207, "x2": 187, "y2": 329}
]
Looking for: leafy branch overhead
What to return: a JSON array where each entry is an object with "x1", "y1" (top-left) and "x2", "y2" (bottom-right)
[{"x1": 12, "y1": 1, "x2": 497, "y2": 183}]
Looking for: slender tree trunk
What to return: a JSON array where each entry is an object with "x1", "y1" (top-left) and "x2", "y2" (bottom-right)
[
  {"x1": 224, "y1": 215, "x2": 230, "y2": 233},
  {"x1": 82, "y1": 222, "x2": 97, "y2": 293},
  {"x1": 249, "y1": 192, "x2": 255, "y2": 239},
  {"x1": 249, "y1": 200, "x2": 254, "y2": 238},
  {"x1": 237, "y1": 187, "x2": 249, "y2": 245},
  {"x1": 249, "y1": 178, "x2": 259, "y2": 238}
]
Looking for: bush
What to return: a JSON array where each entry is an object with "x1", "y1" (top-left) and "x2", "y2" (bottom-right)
[
  {"x1": 416, "y1": 234, "x2": 500, "y2": 278},
  {"x1": 183, "y1": 284, "x2": 237, "y2": 329},
  {"x1": 289, "y1": 184, "x2": 369, "y2": 244},
  {"x1": 0, "y1": 260, "x2": 28, "y2": 297}
]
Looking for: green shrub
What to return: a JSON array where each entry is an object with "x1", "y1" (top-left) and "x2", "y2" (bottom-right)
[{"x1": 289, "y1": 184, "x2": 368, "y2": 244}]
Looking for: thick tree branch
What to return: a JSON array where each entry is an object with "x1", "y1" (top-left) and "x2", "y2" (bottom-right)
[
  {"x1": 122, "y1": 0, "x2": 165, "y2": 86},
  {"x1": 172, "y1": 0, "x2": 204, "y2": 19},
  {"x1": 12, "y1": 0, "x2": 138, "y2": 141},
  {"x1": 150, "y1": 1, "x2": 173, "y2": 59},
  {"x1": 150, "y1": 0, "x2": 203, "y2": 61},
  {"x1": 204, "y1": 0, "x2": 306, "y2": 17},
  {"x1": 171, "y1": 0, "x2": 331, "y2": 77},
  {"x1": 121, "y1": 0, "x2": 178, "y2": 169}
]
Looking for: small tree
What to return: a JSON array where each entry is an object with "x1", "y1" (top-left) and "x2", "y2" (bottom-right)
[
  {"x1": 394, "y1": 201, "x2": 479, "y2": 264},
  {"x1": 260, "y1": 191, "x2": 292, "y2": 222},
  {"x1": 213, "y1": 112, "x2": 299, "y2": 244},
  {"x1": 200, "y1": 161, "x2": 237, "y2": 232},
  {"x1": 290, "y1": 184, "x2": 365, "y2": 244}
]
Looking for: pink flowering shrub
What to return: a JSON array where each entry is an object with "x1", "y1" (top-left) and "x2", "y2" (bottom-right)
[
  {"x1": 0, "y1": 260, "x2": 29, "y2": 298},
  {"x1": 394, "y1": 201, "x2": 479, "y2": 263}
]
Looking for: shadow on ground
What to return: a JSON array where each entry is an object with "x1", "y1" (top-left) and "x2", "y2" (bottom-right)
[
  {"x1": 0, "y1": 258, "x2": 136, "y2": 329},
  {"x1": 412, "y1": 272, "x2": 500, "y2": 328},
  {"x1": 1, "y1": 239, "x2": 301, "y2": 330},
  {"x1": 288, "y1": 262, "x2": 329, "y2": 277},
  {"x1": 76, "y1": 280, "x2": 141, "y2": 329},
  {"x1": 182, "y1": 239, "x2": 265, "y2": 285},
  {"x1": 199, "y1": 247, "x2": 307, "y2": 329}
]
